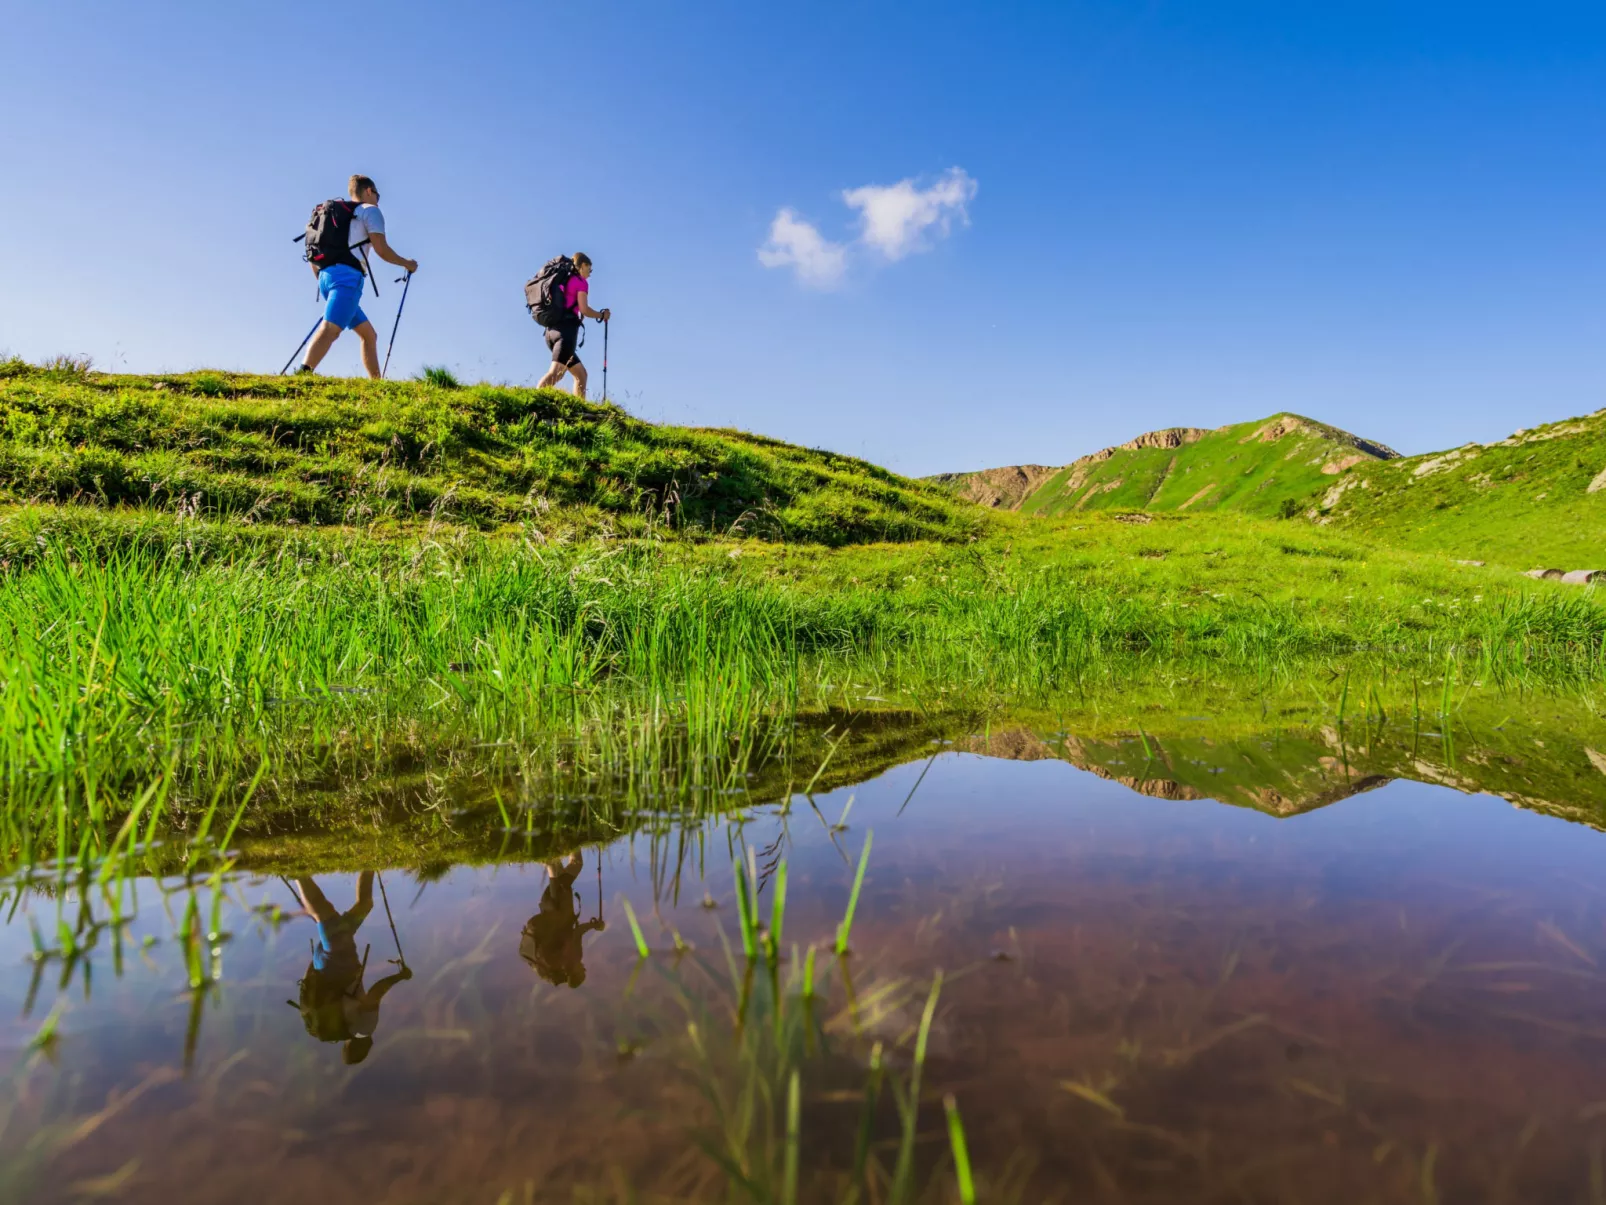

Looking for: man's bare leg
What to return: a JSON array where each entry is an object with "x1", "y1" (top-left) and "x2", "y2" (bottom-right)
[
  {"x1": 347, "y1": 870, "x2": 375, "y2": 923},
  {"x1": 302, "y1": 321, "x2": 343, "y2": 371},
  {"x1": 355, "y1": 322, "x2": 381, "y2": 379},
  {"x1": 295, "y1": 876, "x2": 339, "y2": 923}
]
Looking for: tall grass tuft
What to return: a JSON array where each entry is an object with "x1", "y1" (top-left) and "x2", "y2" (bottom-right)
[{"x1": 417, "y1": 364, "x2": 460, "y2": 388}]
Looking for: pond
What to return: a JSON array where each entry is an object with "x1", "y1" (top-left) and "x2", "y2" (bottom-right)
[{"x1": 6, "y1": 704, "x2": 1606, "y2": 1203}]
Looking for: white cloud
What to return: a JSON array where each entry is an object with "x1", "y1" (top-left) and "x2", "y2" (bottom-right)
[
  {"x1": 841, "y1": 168, "x2": 978, "y2": 261},
  {"x1": 757, "y1": 208, "x2": 848, "y2": 289}
]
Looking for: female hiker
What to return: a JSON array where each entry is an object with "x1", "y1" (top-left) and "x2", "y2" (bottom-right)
[{"x1": 535, "y1": 253, "x2": 610, "y2": 398}]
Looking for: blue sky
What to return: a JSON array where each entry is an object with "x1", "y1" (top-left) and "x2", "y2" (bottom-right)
[{"x1": 3, "y1": 1, "x2": 1604, "y2": 476}]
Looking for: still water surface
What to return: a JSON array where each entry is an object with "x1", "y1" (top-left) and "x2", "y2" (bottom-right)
[{"x1": 6, "y1": 722, "x2": 1606, "y2": 1203}]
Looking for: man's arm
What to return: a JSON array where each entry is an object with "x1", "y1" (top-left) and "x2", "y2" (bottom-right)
[
  {"x1": 368, "y1": 232, "x2": 418, "y2": 275},
  {"x1": 574, "y1": 289, "x2": 610, "y2": 322}
]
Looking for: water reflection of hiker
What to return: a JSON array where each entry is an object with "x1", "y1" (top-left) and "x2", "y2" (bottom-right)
[
  {"x1": 292, "y1": 872, "x2": 411, "y2": 1064},
  {"x1": 520, "y1": 850, "x2": 605, "y2": 988}
]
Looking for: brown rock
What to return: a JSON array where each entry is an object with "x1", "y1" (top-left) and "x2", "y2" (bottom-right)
[
  {"x1": 1525, "y1": 568, "x2": 1565, "y2": 580},
  {"x1": 1562, "y1": 570, "x2": 1605, "y2": 585}
]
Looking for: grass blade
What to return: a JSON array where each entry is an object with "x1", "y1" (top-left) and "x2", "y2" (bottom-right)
[
  {"x1": 944, "y1": 1093, "x2": 976, "y2": 1205},
  {"x1": 835, "y1": 830, "x2": 873, "y2": 957},
  {"x1": 621, "y1": 898, "x2": 650, "y2": 959},
  {"x1": 783, "y1": 1067, "x2": 801, "y2": 1205}
]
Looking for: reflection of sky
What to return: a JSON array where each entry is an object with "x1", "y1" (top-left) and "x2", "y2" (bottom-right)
[
  {"x1": 6, "y1": 752, "x2": 1606, "y2": 1200},
  {"x1": 8, "y1": 752, "x2": 1603, "y2": 1064}
]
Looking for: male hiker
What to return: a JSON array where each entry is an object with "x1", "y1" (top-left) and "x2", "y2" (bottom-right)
[
  {"x1": 291, "y1": 872, "x2": 412, "y2": 1064},
  {"x1": 532, "y1": 253, "x2": 611, "y2": 398},
  {"x1": 298, "y1": 175, "x2": 418, "y2": 378}
]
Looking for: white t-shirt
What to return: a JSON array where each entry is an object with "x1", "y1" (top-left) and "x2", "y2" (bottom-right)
[{"x1": 349, "y1": 203, "x2": 385, "y2": 270}]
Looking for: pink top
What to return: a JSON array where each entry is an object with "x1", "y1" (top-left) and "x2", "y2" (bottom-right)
[{"x1": 563, "y1": 273, "x2": 588, "y2": 316}]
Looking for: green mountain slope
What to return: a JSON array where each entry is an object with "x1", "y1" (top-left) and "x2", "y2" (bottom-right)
[
  {"x1": 933, "y1": 415, "x2": 1398, "y2": 518},
  {"x1": 0, "y1": 362, "x2": 982, "y2": 546},
  {"x1": 1314, "y1": 408, "x2": 1606, "y2": 569}
]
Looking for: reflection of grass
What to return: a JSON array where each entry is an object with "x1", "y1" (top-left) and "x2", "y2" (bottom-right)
[{"x1": 12, "y1": 667, "x2": 1606, "y2": 884}]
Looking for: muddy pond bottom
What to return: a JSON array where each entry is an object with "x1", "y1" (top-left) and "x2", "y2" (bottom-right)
[{"x1": 7, "y1": 743, "x2": 1606, "y2": 1203}]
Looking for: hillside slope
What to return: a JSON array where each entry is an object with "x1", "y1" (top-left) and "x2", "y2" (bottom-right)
[
  {"x1": 1315, "y1": 407, "x2": 1606, "y2": 568},
  {"x1": 0, "y1": 362, "x2": 983, "y2": 545},
  {"x1": 932, "y1": 415, "x2": 1398, "y2": 519}
]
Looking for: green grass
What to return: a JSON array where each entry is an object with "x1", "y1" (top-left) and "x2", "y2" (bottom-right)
[
  {"x1": 0, "y1": 363, "x2": 980, "y2": 545},
  {"x1": 3, "y1": 503, "x2": 1605, "y2": 870},
  {"x1": 1313, "y1": 407, "x2": 1606, "y2": 569},
  {"x1": 4, "y1": 366, "x2": 1606, "y2": 867}
]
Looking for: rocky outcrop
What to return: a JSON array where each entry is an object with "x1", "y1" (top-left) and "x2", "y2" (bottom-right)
[
  {"x1": 1525, "y1": 568, "x2": 1602, "y2": 584},
  {"x1": 929, "y1": 464, "x2": 1058, "y2": 509},
  {"x1": 1071, "y1": 428, "x2": 1211, "y2": 471}
]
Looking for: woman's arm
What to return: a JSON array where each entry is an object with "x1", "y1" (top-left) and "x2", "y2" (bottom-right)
[{"x1": 574, "y1": 290, "x2": 610, "y2": 322}]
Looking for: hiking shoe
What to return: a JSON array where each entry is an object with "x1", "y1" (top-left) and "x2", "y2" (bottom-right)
[{"x1": 294, "y1": 364, "x2": 316, "y2": 375}]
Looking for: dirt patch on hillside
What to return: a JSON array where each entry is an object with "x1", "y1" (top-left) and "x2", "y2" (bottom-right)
[
  {"x1": 1243, "y1": 416, "x2": 1315, "y2": 444},
  {"x1": 1176, "y1": 483, "x2": 1218, "y2": 511},
  {"x1": 1321, "y1": 453, "x2": 1370, "y2": 475}
]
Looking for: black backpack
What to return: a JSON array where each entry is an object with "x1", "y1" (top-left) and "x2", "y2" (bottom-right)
[
  {"x1": 524, "y1": 256, "x2": 579, "y2": 328},
  {"x1": 300, "y1": 199, "x2": 368, "y2": 274}
]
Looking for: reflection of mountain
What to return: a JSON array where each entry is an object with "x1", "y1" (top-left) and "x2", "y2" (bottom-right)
[
  {"x1": 955, "y1": 722, "x2": 1606, "y2": 828},
  {"x1": 222, "y1": 703, "x2": 1606, "y2": 876}
]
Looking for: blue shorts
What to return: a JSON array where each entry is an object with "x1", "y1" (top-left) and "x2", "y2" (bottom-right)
[{"x1": 318, "y1": 265, "x2": 370, "y2": 330}]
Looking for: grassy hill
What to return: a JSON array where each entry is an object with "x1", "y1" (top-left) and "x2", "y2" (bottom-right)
[
  {"x1": 931, "y1": 414, "x2": 1398, "y2": 519},
  {"x1": 0, "y1": 361, "x2": 982, "y2": 546},
  {"x1": 1312, "y1": 407, "x2": 1606, "y2": 569}
]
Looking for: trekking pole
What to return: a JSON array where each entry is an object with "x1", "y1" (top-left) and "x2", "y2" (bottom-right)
[
  {"x1": 377, "y1": 871, "x2": 405, "y2": 966},
  {"x1": 280, "y1": 317, "x2": 323, "y2": 376},
  {"x1": 601, "y1": 317, "x2": 609, "y2": 403},
  {"x1": 359, "y1": 244, "x2": 380, "y2": 298},
  {"x1": 382, "y1": 273, "x2": 412, "y2": 380}
]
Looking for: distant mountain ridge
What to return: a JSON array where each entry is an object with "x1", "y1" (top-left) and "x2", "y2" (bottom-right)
[{"x1": 928, "y1": 414, "x2": 1400, "y2": 519}]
